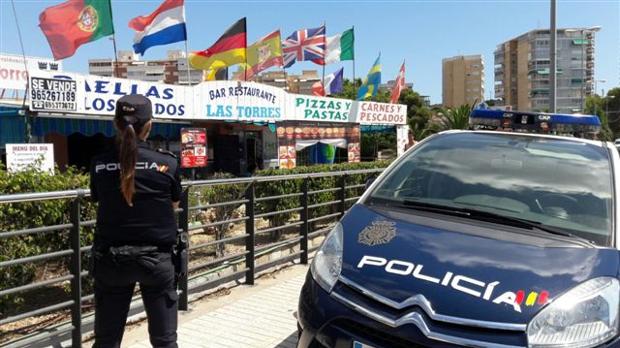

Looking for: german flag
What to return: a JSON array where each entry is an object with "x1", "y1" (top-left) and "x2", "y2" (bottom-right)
[{"x1": 189, "y1": 18, "x2": 246, "y2": 80}]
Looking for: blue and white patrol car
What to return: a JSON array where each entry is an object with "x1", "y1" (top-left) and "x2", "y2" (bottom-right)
[{"x1": 297, "y1": 110, "x2": 620, "y2": 347}]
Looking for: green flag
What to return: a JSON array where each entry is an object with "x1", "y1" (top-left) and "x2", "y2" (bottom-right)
[{"x1": 322, "y1": 28, "x2": 354, "y2": 64}]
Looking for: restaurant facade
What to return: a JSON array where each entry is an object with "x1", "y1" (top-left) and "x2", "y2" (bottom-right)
[{"x1": 1, "y1": 70, "x2": 408, "y2": 176}]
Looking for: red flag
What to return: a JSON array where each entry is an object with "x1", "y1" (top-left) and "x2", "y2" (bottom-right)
[
  {"x1": 312, "y1": 81, "x2": 325, "y2": 96},
  {"x1": 390, "y1": 61, "x2": 406, "y2": 104},
  {"x1": 39, "y1": 0, "x2": 114, "y2": 60}
]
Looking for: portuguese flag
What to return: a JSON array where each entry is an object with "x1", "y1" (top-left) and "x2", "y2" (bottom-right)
[
  {"x1": 39, "y1": 0, "x2": 114, "y2": 60},
  {"x1": 189, "y1": 17, "x2": 247, "y2": 81}
]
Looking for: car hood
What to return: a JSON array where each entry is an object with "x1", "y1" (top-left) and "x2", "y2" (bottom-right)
[{"x1": 339, "y1": 204, "x2": 619, "y2": 324}]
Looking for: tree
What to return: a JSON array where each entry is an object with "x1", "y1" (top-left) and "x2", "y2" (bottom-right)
[
  {"x1": 585, "y1": 95, "x2": 613, "y2": 141},
  {"x1": 191, "y1": 173, "x2": 247, "y2": 257},
  {"x1": 484, "y1": 99, "x2": 501, "y2": 107},
  {"x1": 333, "y1": 80, "x2": 435, "y2": 141},
  {"x1": 333, "y1": 78, "x2": 362, "y2": 100},
  {"x1": 398, "y1": 88, "x2": 433, "y2": 141},
  {"x1": 604, "y1": 88, "x2": 620, "y2": 138},
  {"x1": 430, "y1": 103, "x2": 474, "y2": 132}
]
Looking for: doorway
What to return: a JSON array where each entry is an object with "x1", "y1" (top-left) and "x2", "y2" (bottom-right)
[
  {"x1": 214, "y1": 135, "x2": 242, "y2": 175},
  {"x1": 245, "y1": 131, "x2": 262, "y2": 174}
]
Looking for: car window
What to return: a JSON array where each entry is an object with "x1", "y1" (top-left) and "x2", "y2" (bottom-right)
[{"x1": 368, "y1": 133, "x2": 613, "y2": 246}]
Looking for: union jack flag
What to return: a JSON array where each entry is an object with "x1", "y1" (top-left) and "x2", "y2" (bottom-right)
[{"x1": 282, "y1": 26, "x2": 325, "y2": 68}]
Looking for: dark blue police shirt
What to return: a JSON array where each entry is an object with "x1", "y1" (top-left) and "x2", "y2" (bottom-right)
[{"x1": 90, "y1": 141, "x2": 182, "y2": 248}]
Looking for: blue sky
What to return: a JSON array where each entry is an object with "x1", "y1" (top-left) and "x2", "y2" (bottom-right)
[{"x1": 1, "y1": 0, "x2": 619, "y2": 104}]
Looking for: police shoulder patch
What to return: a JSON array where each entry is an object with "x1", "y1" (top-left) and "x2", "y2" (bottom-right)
[
  {"x1": 156, "y1": 148, "x2": 177, "y2": 158},
  {"x1": 358, "y1": 220, "x2": 397, "y2": 246}
]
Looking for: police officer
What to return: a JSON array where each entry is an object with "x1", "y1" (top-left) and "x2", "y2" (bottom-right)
[{"x1": 90, "y1": 94, "x2": 181, "y2": 348}]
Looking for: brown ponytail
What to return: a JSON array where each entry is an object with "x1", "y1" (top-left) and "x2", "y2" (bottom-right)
[
  {"x1": 114, "y1": 94, "x2": 153, "y2": 206},
  {"x1": 119, "y1": 123, "x2": 138, "y2": 206}
]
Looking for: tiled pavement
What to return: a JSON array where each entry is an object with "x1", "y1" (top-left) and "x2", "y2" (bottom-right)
[{"x1": 123, "y1": 265, "x2": 308, "y2": 348}]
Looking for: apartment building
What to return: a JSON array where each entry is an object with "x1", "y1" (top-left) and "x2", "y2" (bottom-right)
[
  {"x1": 88, "y1": 50, "x2": 203, "y2": 85},
  {"x1": 255, "y1": 70, "x2": 321, "y2": 95},
  {"x1": 494, "y1": 28, "x2": 599, "y2": 113},
  {"x1": 442, "y1": 55, "x2": 485, "y2": 108}
]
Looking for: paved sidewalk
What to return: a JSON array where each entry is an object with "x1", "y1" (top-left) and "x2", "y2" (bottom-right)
[{"x1": 123, "y1": 265, "x2": 308, "y2": 348}]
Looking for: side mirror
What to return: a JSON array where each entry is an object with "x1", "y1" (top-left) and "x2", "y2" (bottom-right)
[{"x1": 365, "y1": 176, "x2": 376, "y2": 191}]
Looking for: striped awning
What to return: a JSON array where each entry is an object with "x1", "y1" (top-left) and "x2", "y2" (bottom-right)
[
  {"x1": 0, "y1": 106, "x2": 26, "y2": 148},
  {"x1": 361, "y1": 125, "x2": 395, "y2": 133},
  {"x1": 0, "y1": 117, "x2": 26, "y2": 148},
  {"x1": 31, "y1": 117, "x2": 186, "y2": 139}
]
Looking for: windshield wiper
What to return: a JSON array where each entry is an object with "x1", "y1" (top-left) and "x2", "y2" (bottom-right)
[{"x1": 401, "y1": 199, "x2": 596, "y2": 246}]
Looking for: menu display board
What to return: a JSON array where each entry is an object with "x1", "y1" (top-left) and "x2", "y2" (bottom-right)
[
  {"x1": 276, "y1": 123, "x2": 361, "y2": 169},
  {"x1": 6, "y1": 143, "x2": 55, "y2": 173},
  {"x1": 275, "y1": 125, "x2": 358, "y2": 140},
  {"x1": 278, "y1": 145, "x2": 296, "y2": 169},
  {"x1": 180, "y1": 128, "x2": 207, "y2": 168},
  {"x1": 348, "y1": 143, "x2": 361, "y2": 163}
]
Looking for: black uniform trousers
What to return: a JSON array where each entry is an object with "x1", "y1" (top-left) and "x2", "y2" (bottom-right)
[{"x1": 93, "y1": 251, "x2": 178, "y2": 348}]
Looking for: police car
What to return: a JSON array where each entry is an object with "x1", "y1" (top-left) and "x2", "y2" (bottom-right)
[{"x1": 297, "y1": 110, "x2": 620, "y2": 347}]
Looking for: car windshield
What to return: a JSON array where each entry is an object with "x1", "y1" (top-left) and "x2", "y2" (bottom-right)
[{"x1": 367, "y1": 132, "x2": 614, "y2": 246}]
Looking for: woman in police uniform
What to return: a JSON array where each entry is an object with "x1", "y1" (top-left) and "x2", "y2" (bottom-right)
[{"x1": 90, "y1": 94, "x2": 181, "y2": 348}]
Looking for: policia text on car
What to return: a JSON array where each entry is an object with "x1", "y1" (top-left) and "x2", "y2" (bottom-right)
[{"x1": 89, "y1": 95, "x2": 187, "y2": 348}]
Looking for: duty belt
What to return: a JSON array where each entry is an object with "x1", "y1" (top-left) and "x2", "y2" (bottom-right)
[{"x1": 96, "y1": 245, "x2": 171, "y2": 271}]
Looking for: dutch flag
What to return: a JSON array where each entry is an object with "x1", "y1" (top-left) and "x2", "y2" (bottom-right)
[{"x1": 130, "y1": 0, "x2": 187, "y2": 56}]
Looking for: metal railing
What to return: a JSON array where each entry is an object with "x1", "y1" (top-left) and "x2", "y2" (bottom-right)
[{"x1": 0, "y1": 168, "x2": 381, "y2": 347}]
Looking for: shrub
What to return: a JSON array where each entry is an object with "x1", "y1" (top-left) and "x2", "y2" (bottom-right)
[
  {"x1": 0, "y1": 160, "x2": 390, "y2": 317},
  {"x1": 0, "y1": 165, "x2": 95, "y2": 317},
  {"x1": 189, "y1": 172, "x2": 248, "y2": 257},
  {"x1": 254, "y1": 161, "x2": 391, "y2": 236}
]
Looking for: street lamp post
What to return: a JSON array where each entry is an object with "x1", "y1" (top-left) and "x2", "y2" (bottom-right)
[
  {"x1": 595, "y1": 80, "x2": 607, "y2": 98},
  {"x1": 593, "y1": 80, "x2": 607, "y2": 117},
  {"x1": 550, "y1": 0, "x2": 557, "y2": 113},
  {"x1": 607, "y1": 95, "x2": 615, "y2": 120}
]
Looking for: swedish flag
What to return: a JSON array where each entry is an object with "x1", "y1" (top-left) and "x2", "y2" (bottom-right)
[{"x1": 357, "y1": 53, "x2": 381, "y2": 100}]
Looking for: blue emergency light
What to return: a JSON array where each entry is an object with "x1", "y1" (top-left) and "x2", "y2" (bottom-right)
[{"x1": 469, "y1": 108, "x2": 601, "y2": 135}]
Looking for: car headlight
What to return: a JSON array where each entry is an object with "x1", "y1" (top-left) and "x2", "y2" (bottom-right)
[
  {"x1": 527, "y1": 277, "x2": 619, "y2": 348},
  {"x1": 310, "y1": 223, "x2": 343, "y2": 293}
]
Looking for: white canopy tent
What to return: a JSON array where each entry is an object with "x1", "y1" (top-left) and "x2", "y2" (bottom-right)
[{"x1": 294, "y1": 138, "x2": 347, "y2": 151}]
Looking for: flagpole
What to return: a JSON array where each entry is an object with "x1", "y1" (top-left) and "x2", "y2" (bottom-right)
[
  {"x1": 321, "y1": 21, "x2": 326, "y2": 87},
  {"x1": 10, "y1": 0, "x2": 31, "y2": 143},
  {"x1": 111, "y1": 36, "x2": 120, "y2": 78},
  {"x1": 182, "y1": 5, "x2": 193, "y2": 86},
  {"x1": 182, "y1": 40, "x2": 192, "y2": 84},
  {"x1": 106, "y1": 0, "x2": 119, "y2": 78},
  {"x1": 244, "y1": 17, "x2": 248, "y2": 81},
  {"x1": 352, "y1": 61, "x2": 356, "y2": 89},
  {"x1": 10, "y1": 0, "x2": 28, "y2": 107},
  {"x1": 352, "y1": 25, "x2": 356, "y2": 89}
]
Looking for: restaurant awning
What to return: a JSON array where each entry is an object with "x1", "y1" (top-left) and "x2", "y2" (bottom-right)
[
  {"x1": 31, "y1": 116, "x2": 189, "y2": 139},
  {"x1": 0, "y1": 105, "x2": 25, "y2": 148}
]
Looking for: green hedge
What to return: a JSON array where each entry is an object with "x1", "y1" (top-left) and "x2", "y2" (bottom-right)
[
  {"x1": 188, "y1": 172, "x2": 248, "y2": 257},
  {"x1": 0, "y1": 166, "x2": 95, "y2": 317},
  {"x1": 254, "y1": 161, "x2": 391, "y2": 232},
  {"x1": 0, "y1": 160, "x2": 390, "y2": 319}
]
